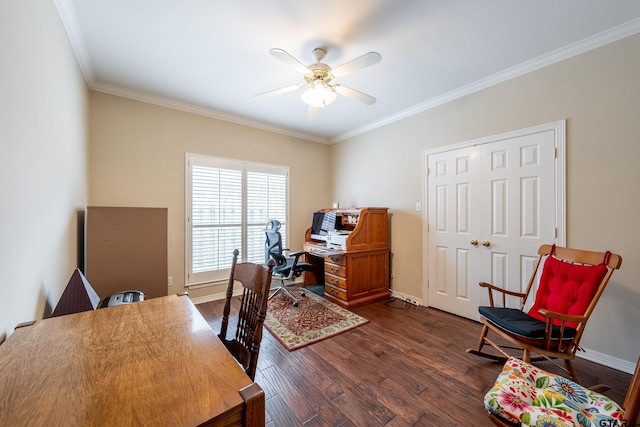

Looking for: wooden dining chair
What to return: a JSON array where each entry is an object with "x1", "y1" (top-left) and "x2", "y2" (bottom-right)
[
  {"x1": 484, "y1": 356, "x2": 640, "y2": 427},
  {"x1": 467, "y1": 244, "x2": 622, "y2": 382},
  {"x1": 218, "y1": 249, "x2": 275, "y2": 381}
]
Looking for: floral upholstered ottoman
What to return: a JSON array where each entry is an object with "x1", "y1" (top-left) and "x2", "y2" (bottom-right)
[{"x1": 484, "y1": 357, "x2": 625, "y2": 427}]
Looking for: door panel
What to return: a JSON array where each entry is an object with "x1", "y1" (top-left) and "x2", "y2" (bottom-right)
[
  {"x1": 456, "y1": 248, "x2": 470, "y2": 300},
  {"x1": 427, "y1": 146, "x2": 482, "y2": 318},
  {"x1": 426, "y1": 125, "x2": 562, "y2": 320}
]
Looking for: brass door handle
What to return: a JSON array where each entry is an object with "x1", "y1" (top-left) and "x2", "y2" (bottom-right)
[
  {"x1": 470, "y1": 239, "x2": 478, "y2": 245},
  {"x1": 482, "y1": 240, "x2": 491, "y2": 247}
]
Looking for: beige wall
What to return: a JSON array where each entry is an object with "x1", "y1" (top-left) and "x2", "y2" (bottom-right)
[
  {"x1": 5, "y1": 0, "x2": 636, "y2": 368},
  {"x1": 331, "y1": 33, "x2": 640, "y2": 366},
  {"x1": 0, "y1": 0, "x2": 88, "y2": 338},
  {"x1": 88, "y1": 92, "x2": 331, "y2": 300}
]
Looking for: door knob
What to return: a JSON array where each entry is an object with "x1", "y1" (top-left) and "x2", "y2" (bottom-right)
[
  {"x1": 482, "y1": 240, "x2": 491, "y2": 247},
  {"x1": 470, "y1": 239, "x2": 478, "y2": 245}
]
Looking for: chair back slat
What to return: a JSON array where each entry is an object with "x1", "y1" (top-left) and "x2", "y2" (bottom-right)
[{"x1": 219, "y1": 249, "x2": 274, "y2": 380}]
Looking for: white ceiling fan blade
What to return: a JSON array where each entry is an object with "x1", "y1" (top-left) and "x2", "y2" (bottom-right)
[
  {"x1": 254, "y1": 83, "x2": 304, "y2": 98},
  {"x1": 332, "y1": 52, "x2": 382, "y2": 78},
  {"x1": 269, "y1": 48, "x2": 310, "y2": 75},
  {"x1": 334, "y1": 85, "x2": 377, "y2": 105}
]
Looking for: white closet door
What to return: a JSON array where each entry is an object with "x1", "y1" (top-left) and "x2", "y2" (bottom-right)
[
  {"x1": 425, "y1": 124, "x2": 562, "y2": 320},
  {"x1": 427, "y1": 146, "x2": 484, "y2": 319}
]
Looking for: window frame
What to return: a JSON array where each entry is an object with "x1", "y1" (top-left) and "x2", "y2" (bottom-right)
[{"x1": 185, "y1": 152, "x2": 289, "y2": 287}]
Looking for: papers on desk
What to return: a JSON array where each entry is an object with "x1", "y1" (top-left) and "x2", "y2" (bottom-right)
[{"x1": 326, "y1": 230, "x2": 350, "y2": 250}]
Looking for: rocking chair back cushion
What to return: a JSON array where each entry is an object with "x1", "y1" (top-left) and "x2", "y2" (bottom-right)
[{"x1": 527, "y1": 254, "x2": 608, "y2": 328}]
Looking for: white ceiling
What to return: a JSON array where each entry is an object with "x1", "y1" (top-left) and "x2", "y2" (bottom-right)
[{"x1": 58, "y1": 0, "x2": 640, "y2": 143}]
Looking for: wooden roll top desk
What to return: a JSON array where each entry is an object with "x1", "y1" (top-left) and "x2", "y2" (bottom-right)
[{"x1": 303, "y1": 207, "x2": 390, "y2": 308}]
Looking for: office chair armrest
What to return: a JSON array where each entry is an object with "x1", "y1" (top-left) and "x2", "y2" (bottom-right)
[
  {"x1": 479, "y1": 282, "x2": 527, "y2": 307},
  {"x1": 288, "y1": 251, "x2": 308, "y2": 263},
  {"x1": 288, "y1": 251, "x2": 308, "y2": 258},
  {"x1": 288, "y1": 251, "x2": 310, "y2": 267}
]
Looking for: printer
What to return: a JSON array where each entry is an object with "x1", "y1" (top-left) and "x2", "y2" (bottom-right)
[{"x1": 326, "y1": 230, "x2": 351, "y2": 250}]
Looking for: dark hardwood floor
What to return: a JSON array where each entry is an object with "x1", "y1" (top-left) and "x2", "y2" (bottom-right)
[{"x1": 196, "y1": 295, "x2": 632, "y2": 427}]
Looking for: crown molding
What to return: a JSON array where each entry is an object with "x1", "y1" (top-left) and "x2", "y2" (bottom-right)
[
  {"x1": 56, "y1": 0, "x2": 640, "y2": 146},
  {"x1": 331, "y1": 17, "x2": 640, "y2": 144},
  {"x1": 91, "y1": 81, "x2": 329, "y2": 144},
  {"x1": 54, "y1": 0, "x2": 95, "y2": 85},
  {"x1": 90, "y1": 82, "x2": 328, "y2": 144},
  {"x1": 54, "y1": 0, "x2": 329, "y2": 144}
]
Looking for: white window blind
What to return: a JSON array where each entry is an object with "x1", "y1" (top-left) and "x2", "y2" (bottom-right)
[{"x1": 186, "y1": 154, "x2": 288, "y2": 286}]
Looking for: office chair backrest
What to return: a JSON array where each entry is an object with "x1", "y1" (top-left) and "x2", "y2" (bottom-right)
[{"x1": 264, "y1": 219, "x2": 287, "y2": 268}]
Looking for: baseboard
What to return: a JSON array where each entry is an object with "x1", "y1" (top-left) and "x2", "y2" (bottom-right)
[
  {"x1": 194, "y1": 288, "x2": 421, "y2": 307},
  {"x1": 390, "y1": 290, "x2": 423, "y2": 307},
  {"x1": 578, "y1": 348, "x2": 636, "y2": 374},
  {"x1": 189, "y1": 290, "x2": 234, "y2": 305},
  {"x1": 188, "y1": 278, "x2": 305, "y2": 305}
]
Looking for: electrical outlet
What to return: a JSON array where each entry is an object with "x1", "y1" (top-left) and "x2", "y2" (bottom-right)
[
  {"x1": 404, "y1": 297, "x2": 419, "y2": 306},
  {"x1": 168, "y1": 276, "x2": 172, "y2": 286}
]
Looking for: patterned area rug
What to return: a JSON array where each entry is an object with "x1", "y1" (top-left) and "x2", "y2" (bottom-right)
[{"x1": 264, "y1": 289, "x2": 369, "y2": 351}]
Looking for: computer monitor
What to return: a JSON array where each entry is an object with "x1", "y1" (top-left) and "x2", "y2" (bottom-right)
[{"x1": 310, "y1": 211, "x2": 336, "y2": 241}]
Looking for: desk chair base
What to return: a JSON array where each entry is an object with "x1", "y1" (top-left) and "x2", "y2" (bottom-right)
[{"x1": 269, "y1": 280, "x2": 305, "y2": 307}]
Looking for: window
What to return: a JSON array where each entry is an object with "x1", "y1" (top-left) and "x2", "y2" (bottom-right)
[{"x1": 186, "y1": 153, "x2": 288, "y2": 286}]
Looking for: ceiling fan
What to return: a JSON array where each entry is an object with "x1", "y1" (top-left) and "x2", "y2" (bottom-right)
[{"x1": 255, "y1": 47, "x2": 382, "y2": 115}]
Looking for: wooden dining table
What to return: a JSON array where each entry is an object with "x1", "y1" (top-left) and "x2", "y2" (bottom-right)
[{"x1": 0, "y1": 293, "x2": 265, "y2": 426}]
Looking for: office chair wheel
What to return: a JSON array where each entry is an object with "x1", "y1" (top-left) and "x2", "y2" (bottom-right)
[
  {"x1": 292, "y1": 301, "x2": 298, "y2": 307},
  {"x1": 300, "y1": 291, "x2": 305, "y2": 297}
]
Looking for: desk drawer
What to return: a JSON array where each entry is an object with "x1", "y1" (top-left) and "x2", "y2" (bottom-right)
[
  {"x1": 325, "y1": 263, "x2": 346, "y2": 277},
  {"x1": 325, "y1": 283, "x2": 347, "y2": 301},
  {"x1": 324, "y1": 273, "x2": 346, "y2": 289},
  {"x1": 327, "y1": 254, "x2": 346, "y2": 266}
]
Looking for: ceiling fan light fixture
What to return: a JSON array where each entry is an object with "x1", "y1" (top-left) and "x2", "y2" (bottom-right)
[
  {"x1": 301, "y1": 82, "x2": 337, "y2": 108},
  {"x1": 262, "y1": 47, "x2": 380, "y2": 109}
]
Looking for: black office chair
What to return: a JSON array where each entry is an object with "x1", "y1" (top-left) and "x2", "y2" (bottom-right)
[{"x1": 265, "y1": 219, "x2": 313, "y2": 307}]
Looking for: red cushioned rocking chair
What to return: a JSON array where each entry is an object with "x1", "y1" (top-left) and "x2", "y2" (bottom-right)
[{"x1": 467, "y1": 244, "x2": 622, "y2": 382}]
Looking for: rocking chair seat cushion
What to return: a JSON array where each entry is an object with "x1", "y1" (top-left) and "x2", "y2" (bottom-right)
[
  {"x1": 484, "y1": 357, "x2": 625, "y2": 427},
  {"x1": 479, "y1": 306, "x2": 577, "y2": 341}
]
